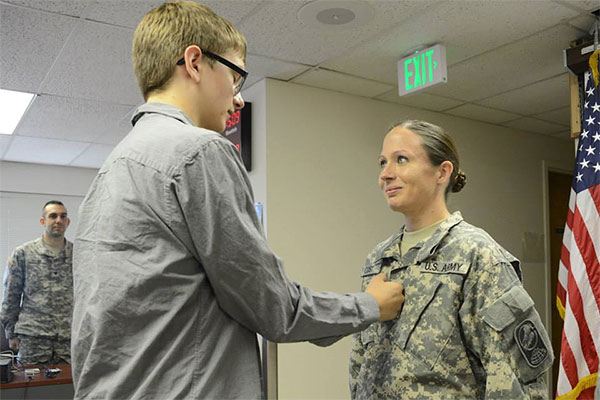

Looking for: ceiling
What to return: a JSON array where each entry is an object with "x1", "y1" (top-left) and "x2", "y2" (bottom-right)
[{"x1": 0, "y1": 0, "x2": 597, "y2": 169}]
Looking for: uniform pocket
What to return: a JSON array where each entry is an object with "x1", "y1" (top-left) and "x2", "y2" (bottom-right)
[
  {"x1": 360, "y1": 325, "x2": 379, "y2": 348},
  {"x1": 393, "y1": 275, "x2": 455, "y2": 370},
  {"x1": 482, "y1": 285, "x2": 553, "y2": 383}
]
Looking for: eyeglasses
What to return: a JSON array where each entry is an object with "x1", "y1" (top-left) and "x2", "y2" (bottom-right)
[{"x1": 176, "y1": 49, "x2": 248, "y2": 95}]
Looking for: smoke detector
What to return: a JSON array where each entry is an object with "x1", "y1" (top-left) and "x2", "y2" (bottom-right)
[{"x1": 297, "y1": 0, "x2": 374, "y2": 29}]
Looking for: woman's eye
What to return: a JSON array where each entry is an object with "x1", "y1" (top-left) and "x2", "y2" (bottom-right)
[
  {"x1": 379, "y1": 159, "x2": 387, "y2": 168},
  {"x1": 397, "y1": 156, "x2": 407, "y2": 164}
]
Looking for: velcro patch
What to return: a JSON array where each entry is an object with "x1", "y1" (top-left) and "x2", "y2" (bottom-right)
[
  {"x1": 514, "y1": 319, "x2": 549, "y2": 368},
  {"x1": 419, "y1": 261, "x2": 469, "y2": 275}
]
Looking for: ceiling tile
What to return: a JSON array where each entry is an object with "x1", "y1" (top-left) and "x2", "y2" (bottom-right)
[
  {"x1": 238, "y1": 0, "x2": 435, "y2": 65},
  {"x1": 292, "y1": 69, "x2": 393, "y2": 98},
  {"x1": 321, "y1": 0, "x2": 579, "y2": 85},
  {"x1": 0, "y1": 135, "x2": 13, "y2": 158},
  {"x1": 567, "y1": 14, "x2": 598, "y2": 31},
  {"x1": 92, "y1": 106, "x2": 137, "y2": 146},
  {"x1": 376, "y1": 89, "x2": 464, "y2": 112},
  {"x1": 2, "y1": 0, "x2": 89, "y2": 17},
  {"x1": 13, "y1": 94, "x2": 134, "y2": 143},
  {"x1": 550, "y1": 130, "x2": 573, "y2": 141},
  {"x1": 0, "y1": 3, "x2": 78, "y2": 93},
  {"x1": 444, "y1": 104, "x2": 521, "y2": 124},
  {"x1": 558, "y1": 0, "x2": 600, "y2": 11},
  {"x1": 85, "y1": 0, "x2": 264, "y2": 29},
  {"x1": 39, "y1": 20, "x2": 143, "y2": 105},
  {"x1": 477, "y1": 74, "x2": 570, "y2": 115},
  {"x1": 502, "y1": 117, "x2": 566, "y2": 135},
  {"x1": 533, "y1": 106, "x2": 571, "y2": 126},
  {"x1": 426, "y1": 24, "x2": 582, "y2": 101},
  {"x1": 83, "y1": 0, "x2": 165, "y2": 28},
  {"x1": 3, "y1": 136, "x2": 88, "y2": 165},
  {"x1": 244, "y1": 54, "x2": 310, "y2": 88},
  {"x1": 70, "y1": 143, "x2": 114, "y2": 169}
]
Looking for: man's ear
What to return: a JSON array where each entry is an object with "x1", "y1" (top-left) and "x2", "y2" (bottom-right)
[
  {"x1": 438, "y1": 160, "x2": 454, "y2": 185},
  {"x1": 40, "y1": 216, "x2": 46, "y2": 227},
  {"x1": 182, "y1": 45, "x2": 203, "y2": 82}
]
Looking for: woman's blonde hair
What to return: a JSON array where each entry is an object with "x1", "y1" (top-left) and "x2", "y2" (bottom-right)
[{"x1": 133, "y1": 1, "x2": 247, "y2": 100}]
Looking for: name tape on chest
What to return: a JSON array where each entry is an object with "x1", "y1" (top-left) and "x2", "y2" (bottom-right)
[{"x1": 419, "y1": 261, "x2": 469, "y2": 275}]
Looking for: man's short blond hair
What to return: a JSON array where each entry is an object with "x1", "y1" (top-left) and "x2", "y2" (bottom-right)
[{"x1": 133, "y1": 1, "x2": 247, "y2": 100}]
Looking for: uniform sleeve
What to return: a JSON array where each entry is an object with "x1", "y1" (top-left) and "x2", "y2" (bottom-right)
[
  {"x1": 1, "y1": 250, "x2": 25, "y2": 338},
  {"x1": 174, "y1": 139, "x2": 379, "y2": 343},
  {"x1": 459, "y1": 261, "x2": 553, "y2": 399}
]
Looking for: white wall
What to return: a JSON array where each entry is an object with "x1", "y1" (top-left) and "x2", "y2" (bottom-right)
[
  {"x1": 0, "y1": 161, "x2": 97, "y2": 196},
  {"x1": 262, "y1": 79, "x2": 573, "y2": 399}
]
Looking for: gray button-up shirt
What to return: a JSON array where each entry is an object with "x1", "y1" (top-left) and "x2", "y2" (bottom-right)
[{"x1": 72, "y1": 103, "x2": 378, "y2": 399}]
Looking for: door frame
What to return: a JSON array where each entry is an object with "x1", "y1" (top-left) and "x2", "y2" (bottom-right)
[{"x1": 541, "y1": 158, "x2": 574, "y2": 397}]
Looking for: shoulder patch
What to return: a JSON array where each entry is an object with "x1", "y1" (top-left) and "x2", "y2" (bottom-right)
[{"x1": 514, "y1": 319, "x2": 549, "y2": 368}]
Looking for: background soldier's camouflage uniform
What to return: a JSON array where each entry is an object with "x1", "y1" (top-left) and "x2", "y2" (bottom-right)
[
  {"x1": 350, "y1": 212, "x2": 553, "y2": 399},
  {"x1": 1, "y1": 237, "x2": 73, "y2": 364}
]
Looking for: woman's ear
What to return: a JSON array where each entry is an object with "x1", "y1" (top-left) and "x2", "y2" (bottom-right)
[{"x1": 438, "y1": 160, "x2": 454, "y2": 185}]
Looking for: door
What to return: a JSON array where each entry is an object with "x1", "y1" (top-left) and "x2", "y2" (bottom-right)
[{"x1": 548, "y1": 170, "x2": 572, "y2": 393}]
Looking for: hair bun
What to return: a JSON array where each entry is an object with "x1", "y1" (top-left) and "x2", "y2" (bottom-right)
[{"x1": 451, "y1": 170, "x2": 467, "y2": 193}]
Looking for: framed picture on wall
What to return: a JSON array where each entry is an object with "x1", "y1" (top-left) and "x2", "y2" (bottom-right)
[{"x1": 223, "y1": 102, "x2": 252, "y2": 171}]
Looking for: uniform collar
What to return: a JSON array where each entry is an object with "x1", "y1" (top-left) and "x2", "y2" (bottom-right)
[
  {"x1": 34, "y1": 237, "x2": 72, "y2": 257},
  {"x1": 131, "y1": 103, "x2": 196, "y2": 127},
  {"x1": 375, "y1": 211, "x2": 464, "y2": 265}
]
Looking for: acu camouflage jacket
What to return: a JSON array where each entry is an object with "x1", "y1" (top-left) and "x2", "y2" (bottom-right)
[
  {"x1": 1, "y1": 237, "x2": 73, "y2": 340},
  {"x1": 350, "y1": 212, "x2": 553, "y2": 399}
]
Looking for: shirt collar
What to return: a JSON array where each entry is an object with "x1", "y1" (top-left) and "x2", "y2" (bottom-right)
[{"x1": 131, "y1": 102, "x2": 196, "y2": 127}]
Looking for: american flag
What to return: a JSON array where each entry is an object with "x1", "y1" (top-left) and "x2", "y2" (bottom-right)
[{"x1": 556, "y1": 67, "x2": 600, "y2": 399}]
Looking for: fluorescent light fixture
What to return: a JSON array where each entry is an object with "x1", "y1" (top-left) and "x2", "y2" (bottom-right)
[{"x1": 0, "y1": 89, "x2": 36, "y2": 135}]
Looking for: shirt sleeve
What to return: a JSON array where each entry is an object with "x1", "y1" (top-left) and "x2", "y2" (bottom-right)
[
  {"x1": 459, "y1": 261, "x2": 553, "y2": 399},
  {"x1": 174, "y1": 139, "x2": 379, "y2": 343},
  {"x1": 1, "y1": 250, "x2": 25, "y2": 338}
]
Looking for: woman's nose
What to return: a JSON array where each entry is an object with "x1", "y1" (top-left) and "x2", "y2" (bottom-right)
[{"x1": 380, "y1": 165, "x2": 393, "y2": 181}]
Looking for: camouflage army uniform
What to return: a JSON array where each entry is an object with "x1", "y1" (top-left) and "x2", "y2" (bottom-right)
[
  {"x1": 1, "y1": 238, "x2": 73, "y2": 364},
  {"x1": 350, "y1": 212, "x2": 553, "y2": 399}
]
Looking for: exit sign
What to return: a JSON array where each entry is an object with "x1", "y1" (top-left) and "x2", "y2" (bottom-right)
[{"x1": 397, "y1": 44, "x2": 447, "y2": 96}]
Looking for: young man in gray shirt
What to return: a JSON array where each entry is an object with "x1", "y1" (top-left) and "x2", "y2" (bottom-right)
[{"x1": 71, "y1": 2, "x2": 404, "y2": 399}]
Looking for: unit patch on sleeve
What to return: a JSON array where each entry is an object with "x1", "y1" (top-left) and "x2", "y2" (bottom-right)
[{"x1": 514, "y1": 319, "x2": 549, "y2": 368}]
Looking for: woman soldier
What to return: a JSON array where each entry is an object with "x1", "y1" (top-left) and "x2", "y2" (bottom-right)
[{"x1": 349, "y1": 120, "x2": 553, "y2": 399}]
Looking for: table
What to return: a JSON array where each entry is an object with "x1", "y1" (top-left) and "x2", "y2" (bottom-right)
[{"x1": 0, "y1": 364, "x2": 74, "y2": 399}]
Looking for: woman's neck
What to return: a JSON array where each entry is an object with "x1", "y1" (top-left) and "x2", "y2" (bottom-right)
[{"x1": 404, "y1": 207, "x2": 451, "y2": 232}]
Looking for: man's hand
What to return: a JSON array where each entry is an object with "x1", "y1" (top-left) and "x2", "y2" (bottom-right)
[
  {"x1": 8, "y1": 337, "x2": 19, "y2": 352},
  {"x1": 365, "y1": 273, "x2": 404, "y2": 321}
]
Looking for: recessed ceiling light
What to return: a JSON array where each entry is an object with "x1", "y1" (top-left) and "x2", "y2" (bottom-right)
[
  {"x1": 0, "y1": 89, "x2": 36, "y2": 135},
  {"x1": 298, "y1": 0, "x2": 374, "y2": 29}
]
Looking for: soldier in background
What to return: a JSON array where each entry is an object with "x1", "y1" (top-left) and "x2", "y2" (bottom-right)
[
  {"x1": 350, "y1": 120, "x2": 553, "y2": 399},
  {"x1": 1, "y1": 200, "x2": 73, "y2": 365}
]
